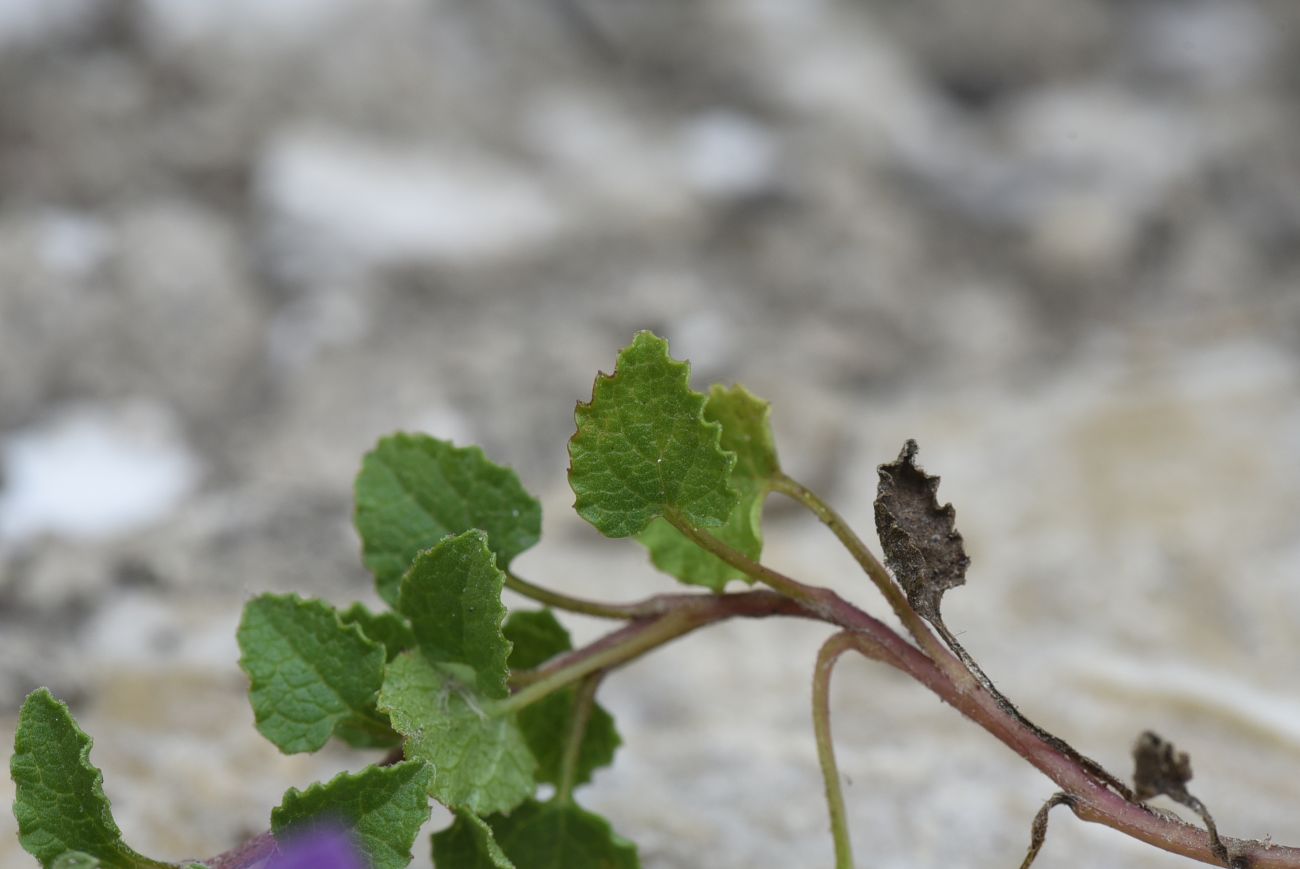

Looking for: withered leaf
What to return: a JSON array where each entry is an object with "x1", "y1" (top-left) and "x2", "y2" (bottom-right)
[
  {"x1": 1132, "y1": 731, "x2": 1232, "y2": 864},
  {"x1": 875, "y1": 441, "x2": 1135, "y2": 804},
  {"x1": 1132, "y1": 730, "x2": 1194, "y2": 802},
  {"x1": 874, "y1": 439, "x2": 970, "y2": 621}
]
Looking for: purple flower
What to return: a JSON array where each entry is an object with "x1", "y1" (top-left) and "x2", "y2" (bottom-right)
[{"x1": 266, "y1": 826, "x2": 368, "y2": 869}]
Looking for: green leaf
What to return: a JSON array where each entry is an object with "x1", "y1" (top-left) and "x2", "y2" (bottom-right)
[
  {"x1": 502, "y1": 608, "x2": 572, "y2": 671},
  {"x1": 271, "y1": 761, "x2": 434, "y2": 869},
  {"x1": 568, "y1": 331, "x2": 737, "y2": 539},
  {"x1": 398, "y1": 530, "x2": 511, "y2": 700},
  {"x1": 379, "y1": 652, "x2": 535, "y2": 815},
  {"x1": 637, "y1": 384, "x2": 780, "y2": 590},
  {"x1": 504, "y1": 610, "x2": 620, "y2": 787},
  {"x1": 516, "y1": 695, "x2": 619, "y2": 791},
  {"x1": 431, "y1": 812, "x2": 516, "y2": 869},
  {"x1": 11, "y1": 689, "x2": 169, "y2": 868},
  {"x1": 704, "y1": 384, "x2": 780, "y2": 482},
  {"x1": 355, "y1": 434, "x2": 542, "y2": 606},
  {"x1": 237, "y1": 594, "x2": 395, "y2": 754},
  {"x1": 341, "y1": 602, "x2": 416, "y2": 661},
  {"x1": 437, "y1": 800, "x2": 639, "y2": 869}
]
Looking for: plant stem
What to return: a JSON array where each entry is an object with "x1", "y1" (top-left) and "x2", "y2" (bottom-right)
[
  {"x1": 500, "y1": 610, "x2": 697, "y2": 713},
  {"x1": 555, "y1": 672, "x2": 603, "y2": 804},
  {"x1": 769, "y1": 472, "x2": 978, "y2": 692},
  {"x1": 814, "y1": 632, "x2": 881, "y2": 869},
  {"x1": 505, "y1": 570, "x2": 645, "y2": 619},
  {"x1": 771, "y1": 473, "x2": 1131, "y2": 795},
  {"x1": 207, "y1": 583, "x2": 1300, "y2": 869},
  {"x1": 505, "y1": 575, "x2": 1300, "y2": 865},
  {"x1": 509, "y1": 569, "x2": 827, "y2": 623},
  {"x1": 501, "y1": 542, "x2": 1300, "y2": 864},
  {"x1": 663, "y1": 510, "x2": 837, "y2": 618},
  {"x1": 504, "y1": 591, "x2": 812, "y2": 702},
  {"x1": 770, "y1": 472, "x2": 910, "y2": 617},
  {"x1": 829, "y1": 628, "x2": 1300, "y2": 868}
]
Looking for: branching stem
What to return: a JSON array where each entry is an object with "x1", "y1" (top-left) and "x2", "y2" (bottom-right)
[
  {"x1": 209, "y1": 569, "x2": 1300, "y2": 869},
  {"x1": 501, "y1": 591, "x2": 811, "y2": 710},
  {"x1": 502, "y1": 577, "x2": 1300, "y2": 868},
  {"x1": 770, "y1": 472, "x2": 978, "y2": 692},
  {"x1": 663, "y1": 509, "x2": 844, "y2": 622},
  {"x1": 209, "y1": 507, "x2": 1300, "y2": 869},
  {"x1": 772, "y1": 472, "x2": 1129, "y2": 797},
  {"x1": 771, "y1": 473, "x2": 918, "y2": 627}
]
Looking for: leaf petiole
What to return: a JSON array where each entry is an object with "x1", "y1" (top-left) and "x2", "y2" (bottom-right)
[
  {"x1": 555, "y1": 672, "x2": 604, "y2": 804},
  {"x1": 501, "y1": 569, "x2": 644, "y2": 616},
  {"x1": 662, "y1": 510, "x2": 833, "y2": 616}
]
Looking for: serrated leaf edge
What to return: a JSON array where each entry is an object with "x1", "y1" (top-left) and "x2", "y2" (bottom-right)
[
  {"x1": 354, "y1": 433, "x2": 543, "y2": 606},
  {"x1": 237, "y1": 593, "x2": 390, "y2": 754},
  {"x1": 567, "y1": 331, "x2": 738, "y2": 537},
  {"x1": 12, "y1": 688, "x2": 168, "y2": 869}
]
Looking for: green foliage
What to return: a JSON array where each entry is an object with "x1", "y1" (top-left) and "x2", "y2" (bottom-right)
[
  {"x1": 271, "y1": 762, "x2": 433, "y2": 869},
  {"x1": 11, "y1": 690, "x2": 172, "y2": 869},
  {"x1": 398, "y1": 530, "x2": 512, "y2": 699},
  {"x1": 501, "y1": 608, "x2": 571, "y2": 671},
  {"x1": 339, "y1": 603, "x2": 417, "y2": 661},
  {"x1": 237, "y1": 594, "x2": 395, "y2": 753},
  {"x1": 504, "y1": 610, "x2": 620, "y2": 786},
  {"x1": 379, "y1": 653, "x2": 536, "y2": 815},
  {"x1": 430, "y1": 813, "x2": 516, "y2": 869},
  {"x1": 8, "y1": 331, "x2": 781, "y2": 869},
  {"x1": 637, "y1": 384, "x2": 780, "y2": 590},
  {"x1": 14, "y1": 328, "x2": 1183, "y2": 869},
  {"x1": 375, "y1": 526, "x2": 538, "y2": 814},
  {"x1": 433, "y1": 800, "x2": 639, "y2": 869},
  {"x1": 569, "y1": 331, "x2": 737, "y2": 539},
  {"x1": 355, "y1": 434, "x2": 542, "y2": 605}
]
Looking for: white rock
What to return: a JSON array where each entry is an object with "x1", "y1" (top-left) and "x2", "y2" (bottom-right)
[
  {"x1": 35, "y1": 209, "x2": 113, "y2": 279},
  {"x1": 524, "y1": 91, "x2": 694, "y2": 224},
  {"x1": 135, "y1": 0, "x2": 354, "y2": 50},
  {"x1": 0, "y1": 0, "x2": 101, "y2": 49},
  {"x1": 257, "y1": 128, "x2": 572, "y2": 276},
  {"x1": 0, "y1": 401, "x2": 201, "y2": 546},
  {"x1": 1128, "y1": 0, "x2": 1278, "y2": 90},
  {"x1": 678, "y1": 110, "x2": 779, "y2": 199}
]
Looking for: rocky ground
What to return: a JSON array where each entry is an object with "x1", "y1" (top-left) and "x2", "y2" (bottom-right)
[{"x1": 1, "y1": 1, "x2": 1299, "y2": 867}]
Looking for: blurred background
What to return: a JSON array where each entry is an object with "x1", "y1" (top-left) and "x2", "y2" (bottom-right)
[{"x1": 1, "y1": 0, "x2": 1298, "y2": 866}]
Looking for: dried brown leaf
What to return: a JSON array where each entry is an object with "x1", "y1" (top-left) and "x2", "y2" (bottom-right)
[
  {"x1": 1132, "y1": 731, "x2": 1234, "y2": 865},
  {"x1": 875, "y1": 441, "x2": 1135, "y2": 803},
  {"x1": 1133, "y1": 731, "x2": 1194, "y2": 802},
  {"x1": 874, "y1": 439, "x2": 970, "y2": 620}
]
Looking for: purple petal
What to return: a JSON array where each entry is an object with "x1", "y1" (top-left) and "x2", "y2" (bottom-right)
[{"x1": 266, "y1": 826, "x2": 368, "y2": 869}]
